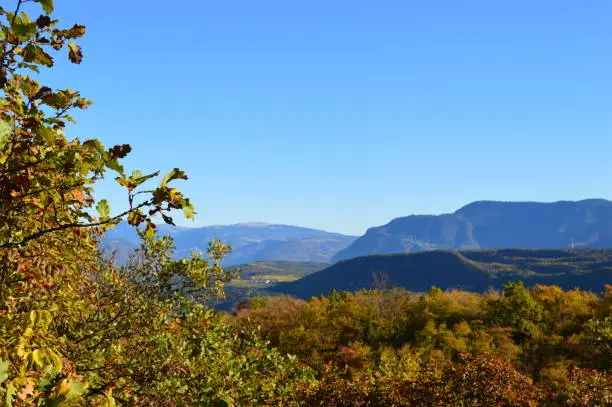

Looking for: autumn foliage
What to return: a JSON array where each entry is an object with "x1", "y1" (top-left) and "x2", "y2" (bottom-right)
[
  {"x1": 0, "y1": 1, "x2": 610, "y2": 406},
  {"x1": 234, "y1": 286, "x2": 612, "y2": 406}
]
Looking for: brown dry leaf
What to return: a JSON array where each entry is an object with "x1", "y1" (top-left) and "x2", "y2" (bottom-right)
[{"x1": 17, "y1": 382, "x2": 34, "y2": 400}]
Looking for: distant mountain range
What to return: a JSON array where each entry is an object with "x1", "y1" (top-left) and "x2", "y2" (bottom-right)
[
  {"x1": 102, "y1": 222, "x2": 356, "y2": 265},
  {"x1": 101, "y1": 199, "x2": 612, "y2": 307},
  {"x1": 103, "y1": 199, "x2": 612, "y2": 272},
  {"x1": 273, "y1": 249, "x2": 612, "y2": 299},
  {"x1": 333, "y1": 199, "x2": 612, "y2": 262}
]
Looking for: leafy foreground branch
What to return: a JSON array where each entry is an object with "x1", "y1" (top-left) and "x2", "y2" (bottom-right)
[
  {"x1": 0, "y1": 0, "x2": 298, "y2": 405},
  {"x1": 2, "y1": 229, "x2": 315, "y2": 406}
]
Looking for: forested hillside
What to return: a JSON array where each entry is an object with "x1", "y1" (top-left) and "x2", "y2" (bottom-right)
[
  {"x1": 235, "y1": 284, "x2": 612, "y2": 406},
  {"x1": 276, "y1": 249, "x2": 612, "y2": 298}
]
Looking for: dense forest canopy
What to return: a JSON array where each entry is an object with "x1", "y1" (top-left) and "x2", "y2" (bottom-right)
[
  {"x1": 0, "y1": 1, "x2": 610, "y2": 406},
  {"x1": 235, "y1": 284, "x2": 612, "y2": 406}
]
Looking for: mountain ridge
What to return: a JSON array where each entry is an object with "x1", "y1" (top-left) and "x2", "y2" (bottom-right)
[
  {"x1": 274, "y1": 248, "x2": 612, "y2": 299},
  {"x1": 333, "y1": 199, "x2": 612, "y2": 262},
  {"x1": 103, "y1": 221, "x2": 357, "y2": 265}
]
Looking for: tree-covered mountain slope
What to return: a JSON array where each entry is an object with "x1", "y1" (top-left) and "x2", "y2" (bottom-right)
[{"x1": 275, "y1": 248, "x2": 612, "y2": 298}]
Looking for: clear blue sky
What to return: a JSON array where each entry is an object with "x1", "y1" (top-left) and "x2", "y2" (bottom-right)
[{"x1": 46, "y1": 1, "x2": 612, "y2": 235}]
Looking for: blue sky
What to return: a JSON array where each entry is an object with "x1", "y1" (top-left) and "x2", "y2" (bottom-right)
[{"x1": 44, "y1": 1, "x2": 612, "y2": 235}]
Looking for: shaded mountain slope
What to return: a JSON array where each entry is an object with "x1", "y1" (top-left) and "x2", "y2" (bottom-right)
[{"x1": 274, "y1": 249, "x2": 612, "y2": 299}]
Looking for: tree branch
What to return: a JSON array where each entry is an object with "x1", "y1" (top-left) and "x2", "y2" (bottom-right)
[{"x1": 0, "y1": 200, "x2": 152, "y2": 249}]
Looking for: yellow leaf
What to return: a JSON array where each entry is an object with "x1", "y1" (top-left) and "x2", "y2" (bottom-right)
[{"x1": 31, "y1": 349, "x2": 44, "y2": 367}]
